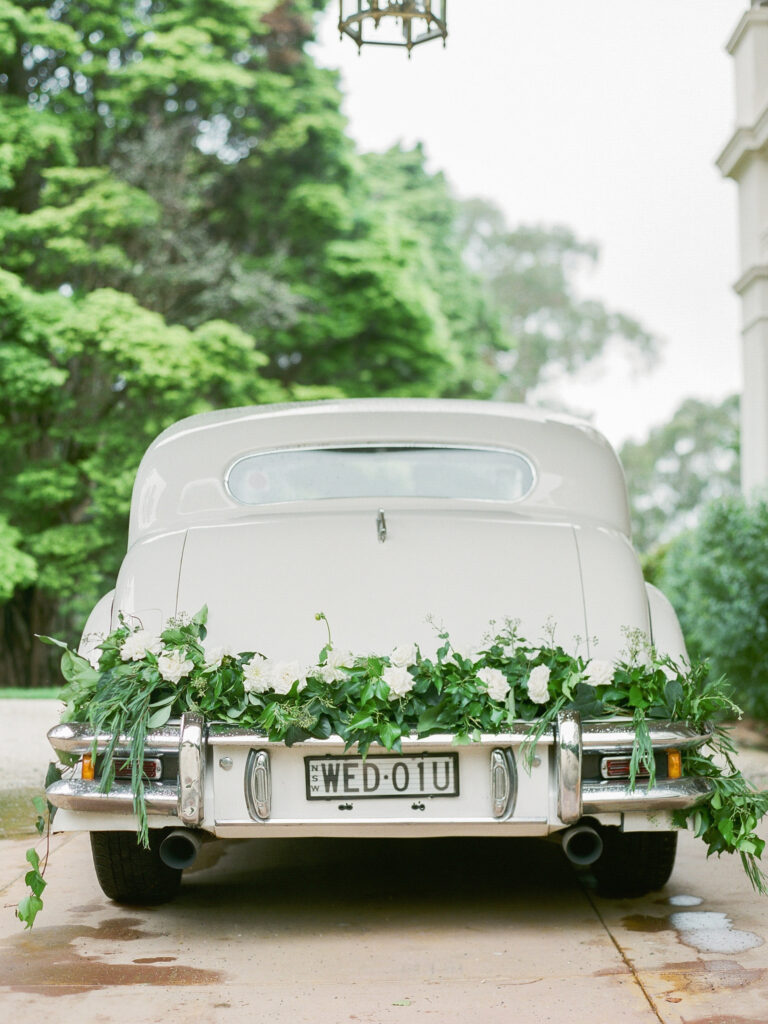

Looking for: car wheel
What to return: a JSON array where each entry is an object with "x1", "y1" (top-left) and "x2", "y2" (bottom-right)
[
  {"x1": 89, "y1": 830, "x2": 182, "y2": 905},
  {"x1": 591, "y1": 829, "x2": 678, "y2": 898}
]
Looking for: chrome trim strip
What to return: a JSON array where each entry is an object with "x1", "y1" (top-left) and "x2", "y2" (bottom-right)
[
  {"x1": 178, "y1": 713, "x2": 204, "y2": 825},
  {"x1": 556, "y1": 710, "x2": 582, "y2": 825},
  {"x1": 46, "y1": 779, "x2": 178, "y2": 815},
  {"x1": 490, "y1": 748, "x2": 517, "y2": 820},
  {"x1": 213, "y1": 816, "x2": 552, "y2": 829},
  {"x1": 582, "y1": 777, "x2": 713, "y2": 813},
  {"x1": 47, "y1": 721, "x2": 181, "y2": 755},
  {"x1": 244, "y1": 749, "x2": 272, "y2": 821},
  {"x1": 581, "y1": 721, "x2": 711, "y2": 750},
  {"x1": 209, "y1": 727, "x2": 554, "y2": 747}
]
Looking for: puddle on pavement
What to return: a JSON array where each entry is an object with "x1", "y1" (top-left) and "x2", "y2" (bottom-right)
[
  {"x1": 669, "y1": 911, "x2": 763, "y2": 954},
  {"x1": 0, "y1": 915, "x2": 222, "y2": 995},
  {"x1": 626, "y1": 893, "x2": 762, "y2": 954},
  {"x1": 667, "y1": 893, "x2": 703, "y2": 907},
  {"x1": 621, "y1": 914, "x2": 672, "y2": 933},
  {"x1": 660, "y1": 958, "x2": 765, "y2": 995},
  {"x1": 681, "y1": 1017, "x2": 765, "y2": 1024},
  {"x1": 0, "y1": 787, "x2": 44, "y2": 838}
]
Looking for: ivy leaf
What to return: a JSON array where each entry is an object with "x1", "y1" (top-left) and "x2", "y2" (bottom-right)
[
  {"x1": 378, "y1": 721, "x2": 400, "y2": 749},
  {"x1": 417, "y1": 703, "x2": 445, "y2": 734},
  {"x1": 16, "y1": 894, "x2": 44, "y2": 929},
  {"x1": 628, "y1": 684, "x2": 648, "y2": 709},
  {"x1": 60, "y1": 649, "x2": 99, "y2": 687},
  {"x1": 664, "y1": 679, "x2": 684, "y2": 709}
]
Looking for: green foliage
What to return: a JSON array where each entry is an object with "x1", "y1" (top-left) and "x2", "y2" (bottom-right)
[
  {"x1": 15, "y1": 764, "x2": 60, "y2": 929},
  {"x1": 0, "y1": 269, "x2": 285, "y2": 684},
  {"x1": 621, "y1": 396, "x2": 740, "y2": 553},
  {"x1": 661, "y1": 495, "x2": 768, "y2": 719},
  {"x1": 0, "y1": 514, "x2": 36, "y2": 601},
  {"x1": 44, "y1": 608, "x2": 768, "y2": 894}
]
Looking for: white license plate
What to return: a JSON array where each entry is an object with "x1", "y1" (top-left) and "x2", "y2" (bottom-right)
[{"x1": 305, "y1": 753, "x2": 459, "y2": 800}]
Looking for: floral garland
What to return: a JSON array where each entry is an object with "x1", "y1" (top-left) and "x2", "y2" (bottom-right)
[{"x1": 18, "y1": 607, "x2": 768, "y2": 926}]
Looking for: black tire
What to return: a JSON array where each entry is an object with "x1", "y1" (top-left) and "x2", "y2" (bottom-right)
[
  {"x1": 90, "y1": 830, "x2": 182, "y2": 905},
  {"x1": 591, "y1": 829, "x2": 678, "y2": 898}
]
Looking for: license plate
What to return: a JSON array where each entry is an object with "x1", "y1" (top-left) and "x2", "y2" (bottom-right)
[{"x1": 305, "y1": 753, "x2": 459, "y2": 800}]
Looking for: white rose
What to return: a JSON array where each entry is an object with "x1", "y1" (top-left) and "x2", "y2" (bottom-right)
[
  {"x1": 243, "y1": 656, "x2": 273, "y2": 694},
  {"x1": 157, "y1": 648, "x2": 194, "y2": 684},
  {"x1": 319, "y1": 649, "x2": 354, "y2": 682},
  {"x1": 271, "y1": 661, "x2": 308, "y2": 695},
  {"x1": 382, "y1": 664, "x2": 414, "y2": 700},
  {"x1": 390, "y1": 643, "x2": 417, "y2": 668},
  {"x1": 204, "y1": 644, "x2": 236, "y2": 669},
  {"x1": 120, "y1": 629, "x2": 163, "y2": 662},
  {"x1": 327, "y1": 648, "x2": 354, "y2": 670},
  {"x1": 584, "y1": 659, "x2": 614, "y2": 688},
  {"x1": 527, "y1": 664, "x2": 551, "y2": 704},
  {"x1": 477, "y1": 666, "x2": 510, "y2": 702}
]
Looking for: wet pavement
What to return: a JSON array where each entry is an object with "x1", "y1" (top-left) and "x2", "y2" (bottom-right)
[{"x1": 1, "y1": 701, "x2": 768, "y2": 1023}]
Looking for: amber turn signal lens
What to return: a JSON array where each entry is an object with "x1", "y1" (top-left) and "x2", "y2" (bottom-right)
[
  {"x1": 666, "y1": 749, "x2": 682, "y2": 779},
  {"x1": 81, "y1": 754, "x2": 95, "y2": 781}
]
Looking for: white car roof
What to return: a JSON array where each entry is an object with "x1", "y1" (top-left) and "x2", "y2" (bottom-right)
[{"x1": 128, "y1": 399, "x2": 631, "y2": 544}]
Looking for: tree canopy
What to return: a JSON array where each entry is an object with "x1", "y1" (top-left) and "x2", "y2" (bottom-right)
[{"x1": 620, "y1": 395, "x2": 740, "y2": 553}]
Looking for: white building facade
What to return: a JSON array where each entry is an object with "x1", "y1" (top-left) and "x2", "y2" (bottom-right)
[{"x1": 718, "y1": 1, "x2": 768, "y2": 494}]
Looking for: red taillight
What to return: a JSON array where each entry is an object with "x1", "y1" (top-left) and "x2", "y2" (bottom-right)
[
  {"x1": 600, "y1": 756, "x2": 650, "y2": 780},
  {"x1": 113, "y1": 758, "x2": 163, "y2": 781}
]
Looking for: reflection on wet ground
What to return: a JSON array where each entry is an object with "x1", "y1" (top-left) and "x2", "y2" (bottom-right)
[
  {"x1": 0, "y1": 786, "x2": 43, "y2": 839},
  {"x1": 1, "y1": 916, "x2": 221, "y2": 995}
]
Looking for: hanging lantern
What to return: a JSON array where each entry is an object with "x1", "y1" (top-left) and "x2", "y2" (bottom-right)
[{"x1": 338, "y1": 1, "x2": 447, "y2": 55}]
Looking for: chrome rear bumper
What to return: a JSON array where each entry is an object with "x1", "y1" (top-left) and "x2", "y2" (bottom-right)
[{"x1": 46, "y1": 712, "x2": 714, "y2": 828}]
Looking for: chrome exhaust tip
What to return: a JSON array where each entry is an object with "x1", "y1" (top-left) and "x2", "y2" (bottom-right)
[
  {"x1": 561, "y1": 824, "x2": 604, "y2": 866},
  {"x1": 159, "y1": 829, "x2": 202, "y2": 870}
]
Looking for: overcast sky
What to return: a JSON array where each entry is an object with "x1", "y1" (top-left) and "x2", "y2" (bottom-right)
[{"x1": 311, "y1": 0, "x2": 747, "y2": 448}]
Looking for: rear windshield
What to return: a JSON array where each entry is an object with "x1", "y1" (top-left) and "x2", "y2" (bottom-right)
[{"x1": 226, "y1": 446, "x2": 535, "y2": 505}]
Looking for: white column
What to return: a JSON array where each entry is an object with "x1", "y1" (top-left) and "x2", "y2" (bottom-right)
[{"x1": 717, "y1": 2, "x2": 768, "y2": 495}]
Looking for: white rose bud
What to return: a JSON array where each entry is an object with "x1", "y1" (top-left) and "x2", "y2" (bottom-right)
[
  {"x1": 584, "y1": 659, "x2": 614, "y2": 688},
  {"x1": 477, "y1": 666, "x2": 510, "y2": 702},
  {"x1": 326, "y1": 648, "x2": 354, "y2": 670},
  {"x1": 271, "y1": 661, "x2": 308, "y2": 695},
  {"x1": 527, "y1": 664, "x2": 551, "y2": 704},
  {"x1": 157, "y1": 648, "x2": 194, "y2": 684},
  {"x1": 382, "y1": 665, "x2": 414, "y2": 700},
  {"x1": 243, "y1": 656, "x2": 273, "y2": 694},
  {"x1": 120, "y1": 629, "x2": 163, "y2": 662},
  {"x1": 390, "y1": 643, "x2": 418, "y2": 668},
  {"x1": 204, "y1": 644, "x2": 236, "y2": 669}
]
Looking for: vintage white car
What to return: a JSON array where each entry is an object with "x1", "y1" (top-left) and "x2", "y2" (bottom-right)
[{"x1": 46, "y1": 399, "x2": 712, "y2": 903}]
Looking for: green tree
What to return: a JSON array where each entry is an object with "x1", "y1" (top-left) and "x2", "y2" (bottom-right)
[
  {"x1": 661, "y1": 495, "x2": 768, "y2": 719},
  {"x1": 620, "y1": 395, "x2": 740, "y2": 552},
  {"x1": 0, "y1": 269, "x2": 286, "y2": 687}
]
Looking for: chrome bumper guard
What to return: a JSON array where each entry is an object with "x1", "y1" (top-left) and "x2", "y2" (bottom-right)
[
  {"x1": 47, "y1": 713, "x2": 713, "y2": 825},
  {"x1": 555, "y1": 711, "x2": 714, "y2": 824},
  {"x1": 47, "y1": 712, "x2": 205, "y2": 824}
]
